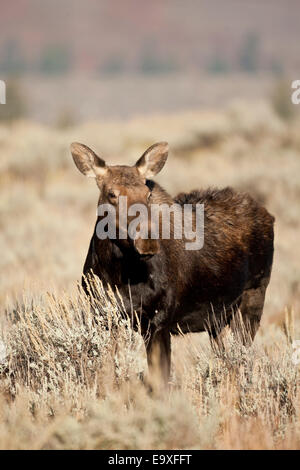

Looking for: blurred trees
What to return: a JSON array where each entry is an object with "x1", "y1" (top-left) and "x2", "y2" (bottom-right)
[
  {"x1": 137, "y1": 43, "x2": 179, "y2": 75},
  {"x1": 0, "y1": 40, "x2": 27, "y2": 75},
  {"x1": 238, "y1": 33, "x2": 260, "y2": 73},
  {"x1": 207, "y1": 54, "x2": 229, "y2": 75},
  {"x1": 38, "y1": 45, "x2": 72, "y2": 75}
]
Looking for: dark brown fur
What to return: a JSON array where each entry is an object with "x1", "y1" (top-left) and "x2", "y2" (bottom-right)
[{"x1": 71, "y1": 142, "x2": 275, "y2": 385}]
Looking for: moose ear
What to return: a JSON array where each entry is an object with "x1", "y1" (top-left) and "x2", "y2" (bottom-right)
[
  {"x1": 135, "y1": 142, "x2": 169, "y2": 179},
  {"x1": 70, "y1": 142, "x2": 107, "y2": 178}
]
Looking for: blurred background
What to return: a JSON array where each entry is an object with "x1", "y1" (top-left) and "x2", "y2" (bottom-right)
[
  {"x1": 0, "y1": 0, "x2": 300, "y2": 329},
  {"x1": 0, "y1": 0, "x2": 300, "y2": 123}
]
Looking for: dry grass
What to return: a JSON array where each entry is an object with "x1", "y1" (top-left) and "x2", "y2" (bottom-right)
[{"x1": 0, "y1": 100, "x2": 300, "y2": 449}]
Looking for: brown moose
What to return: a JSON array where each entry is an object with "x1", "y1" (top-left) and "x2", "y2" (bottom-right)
[{"x1": 71, "y1": 142, "x2": 274, "y2": 385}]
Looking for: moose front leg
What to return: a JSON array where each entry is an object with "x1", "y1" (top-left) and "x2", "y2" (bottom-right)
[
  {"x1": 143, "y1": 327, "x2": 171, "y2": 387},
  {"x1": 114, "y1": 283, "x2": 172, "y2": 387}
]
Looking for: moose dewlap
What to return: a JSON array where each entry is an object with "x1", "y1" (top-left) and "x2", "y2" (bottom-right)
[{"x1": 71, "y1": 141, "x2": 275, "y2": 384}]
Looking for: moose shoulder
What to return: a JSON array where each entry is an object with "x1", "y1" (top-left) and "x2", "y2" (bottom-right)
[{"x1": 71, "y1": 142, "x2": 274, "y2": 384}]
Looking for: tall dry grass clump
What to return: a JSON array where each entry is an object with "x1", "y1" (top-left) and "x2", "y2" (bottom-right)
[
  {"x1": 1, "y1": 277, "x2": 145, "y2": 394},
  {"x1": 0, "y1": 276, "x2": 299, "y2": 449}
]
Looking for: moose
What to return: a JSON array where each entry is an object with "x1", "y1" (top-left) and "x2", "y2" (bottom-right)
[{"x1": 71, "y1": 141, "x2": 274, "y2": 384}]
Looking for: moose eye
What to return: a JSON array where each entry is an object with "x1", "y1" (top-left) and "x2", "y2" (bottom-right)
[{"x1": 108, "y1": 190, "x2": 117, "y2": 200}]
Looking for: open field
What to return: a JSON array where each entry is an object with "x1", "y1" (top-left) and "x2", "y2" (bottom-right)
[{"x1": 0, "y1": 100, "x2": 300, "y2": 449}]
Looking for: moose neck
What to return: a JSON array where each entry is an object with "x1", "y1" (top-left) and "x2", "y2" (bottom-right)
[{"x1": 148, "y1": 181, "x2": 174, "y2": 206}]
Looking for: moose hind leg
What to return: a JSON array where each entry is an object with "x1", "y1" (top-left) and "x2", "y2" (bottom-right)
[
  {"x1": 230, "y1": 276, "x2": 270, "y2": 346},
  {"x1": 208, "y1": 318, "x2": 229, "y2": 354}
]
